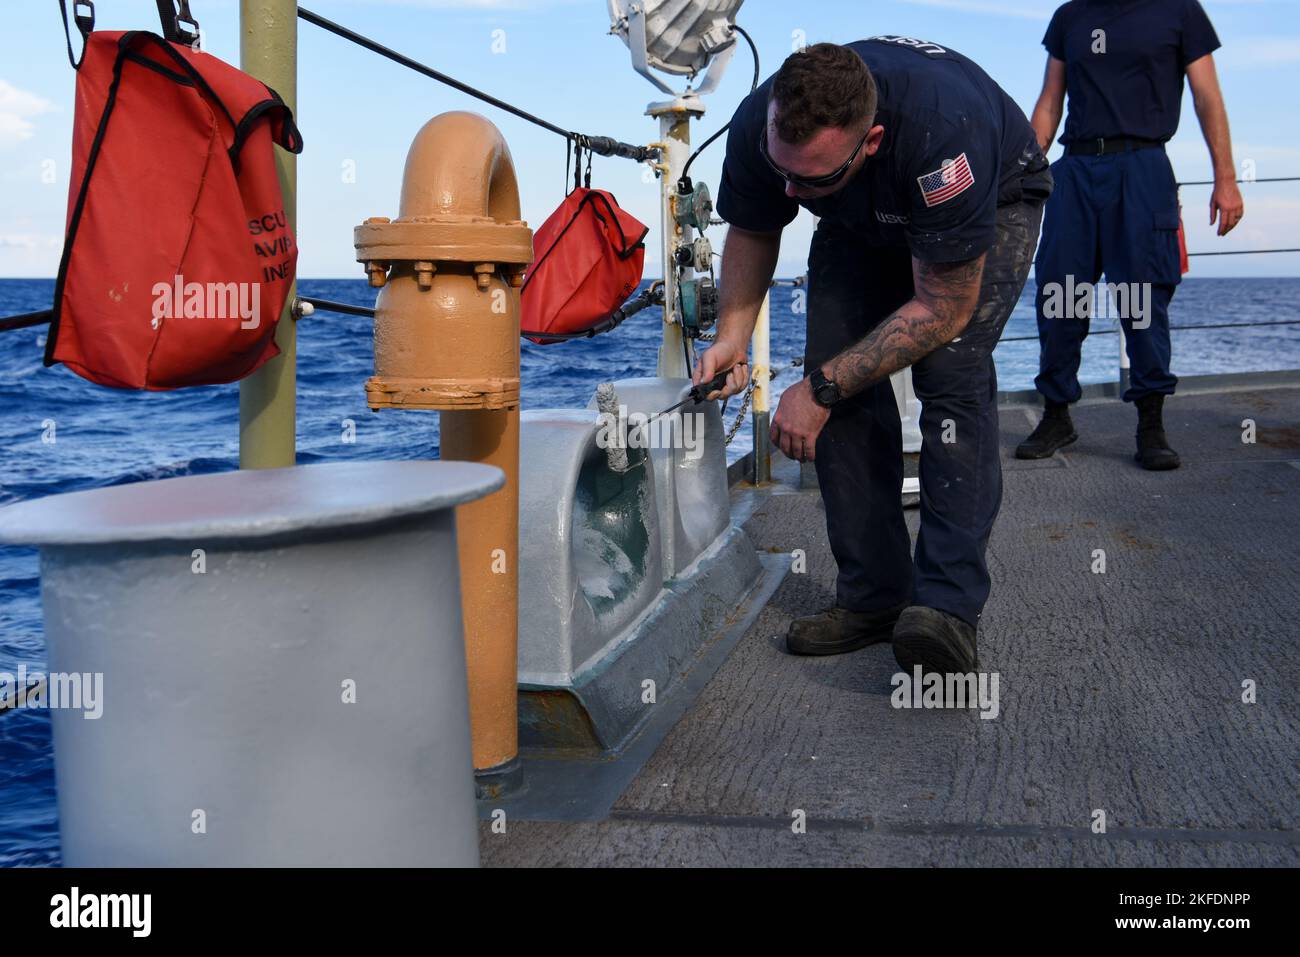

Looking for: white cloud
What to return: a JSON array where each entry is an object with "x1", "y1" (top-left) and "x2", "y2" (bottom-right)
[
  {"x1": 1169, "y1": 141, "x2": 1300, "y2": 178},
  {"x1": 1180, "y1": 195, "x2": 1300, "y2": 264},
  {"x1": 0, "y1": 80, "x2": 55, "y2": 148},
  {"x1": 0, "y1": 233, "x2": 61, "y2": 249},
  {"x1": 0, "y1": 230, "x2": 63, "y2": 277}
]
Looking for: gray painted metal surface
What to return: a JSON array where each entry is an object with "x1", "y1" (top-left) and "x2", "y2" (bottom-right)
[
  {"x1": 516, "y1": 380, "x2": 761, "y2": 751},
  {"x1": 516, "y1": 409, "x2": 665, "y2": 686},
  {"x1": 518, "y1": 524, "x2": 763, "y2": 752},
  {"x1": 482, "y1": 386, "x2": 1300, "y2": 865},
  {"x1": 488, "y1": 552, "x2": 788, "y2": 821},
  {"x1": 585, "y1": 377, "x2": 731, "y2": 578},
  {"x1": 0, "y1": 461, "x2": 503, "y2": 867}
]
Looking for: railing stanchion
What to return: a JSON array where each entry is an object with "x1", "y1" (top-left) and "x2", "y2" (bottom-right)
[
  {"x1": 1119, "y1": 322, "x2": 1131, "y2": 396},
  {"x1": 752, "y1": 291, "x2": 771, "y2": 484}
]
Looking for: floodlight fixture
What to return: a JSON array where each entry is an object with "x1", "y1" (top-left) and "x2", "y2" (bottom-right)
[{"x1": 607, "y1": 0, "x2": 745, "y2": 96}]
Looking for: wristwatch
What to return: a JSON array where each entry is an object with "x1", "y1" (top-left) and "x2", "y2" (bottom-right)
[{"x1": 809, "y1": 367, "x2": 842, "y2": 408}]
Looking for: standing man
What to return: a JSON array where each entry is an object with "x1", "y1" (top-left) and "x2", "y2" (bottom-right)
[
  {"x1": 696, "y1": 38, "x2": 1052, "y2": 676},
  {"x1": 1016, "y1": 0, "x2": 1244, "y2": 468}
]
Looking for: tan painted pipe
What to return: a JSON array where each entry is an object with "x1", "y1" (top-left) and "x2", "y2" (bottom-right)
[{"x1": 356, "y1": 112, "x2": 532, "y2": 776}]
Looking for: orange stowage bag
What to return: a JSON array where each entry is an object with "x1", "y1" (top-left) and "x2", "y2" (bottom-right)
[
  {"x1": 47, "y1": 31, "x2": 303, "y2": 389},
  {"x1": 519, "y1": 187, "x2": 648, "y2": 345}
]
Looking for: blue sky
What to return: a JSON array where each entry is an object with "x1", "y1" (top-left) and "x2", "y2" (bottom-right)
[{"x1": 1, "y1": 0, "x2": 1296, "y2": 278}]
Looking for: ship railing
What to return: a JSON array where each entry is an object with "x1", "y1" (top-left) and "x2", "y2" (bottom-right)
[{"x1": 736, "y1": 171, "x2": 1300, "y2": 481}]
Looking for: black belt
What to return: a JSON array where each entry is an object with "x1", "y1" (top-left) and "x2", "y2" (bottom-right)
[{"x1": 1065, "y1": 137, "x2": 1164, "y2": 157}]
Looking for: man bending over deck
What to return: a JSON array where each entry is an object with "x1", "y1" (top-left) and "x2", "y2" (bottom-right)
[
  {"x1": 1016, "y1": 0, "x2": 1244, "y2": 469},
  {"x1": 694, "y1": 39, "x2": 1052, "y2": 677}
]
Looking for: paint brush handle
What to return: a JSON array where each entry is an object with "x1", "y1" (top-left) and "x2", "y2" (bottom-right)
[
  {"x1": 689, "y1": 367, "x2": 737, "y2": 403},
  {"x1": 643, "y1": 367, "x2": 742, "y2": 427}
]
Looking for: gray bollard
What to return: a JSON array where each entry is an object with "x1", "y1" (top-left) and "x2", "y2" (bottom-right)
[{"x1": 0, "y1": 460, "x2": 503, "y2": 867}]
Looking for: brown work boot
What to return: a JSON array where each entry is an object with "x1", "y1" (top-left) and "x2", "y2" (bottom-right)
[{"x1": 786, "y1": 601, "x2": 908, "y2": 656}]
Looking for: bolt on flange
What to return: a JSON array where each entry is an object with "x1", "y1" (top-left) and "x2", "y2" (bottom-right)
[{"x1": 473, "y1": 263, "x2": 496, "y2": 291}]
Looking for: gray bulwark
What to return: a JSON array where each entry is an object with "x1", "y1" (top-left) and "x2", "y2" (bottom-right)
[{"x1": 0, "y1": 460, "x2": 503, "y2": 867}]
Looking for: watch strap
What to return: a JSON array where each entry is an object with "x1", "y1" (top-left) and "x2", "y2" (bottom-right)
[{"x1": 810, "y1": 368, "x2": 840, "y2": 407}]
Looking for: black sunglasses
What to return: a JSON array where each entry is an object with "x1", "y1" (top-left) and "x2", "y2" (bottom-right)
[{"x1": 760, "y1": 124, "x2": 872, "y2": 190}]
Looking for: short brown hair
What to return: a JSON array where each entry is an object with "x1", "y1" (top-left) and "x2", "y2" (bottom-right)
[{"x1": 769, "y1": 43, "x2": 877, "y2": 145}]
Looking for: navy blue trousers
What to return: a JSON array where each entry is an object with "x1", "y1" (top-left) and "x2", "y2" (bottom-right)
[
  {"x1": 806, "y1": 199, "x2": 1044, "y2": 627},
  {"x1": 1034, "y1": 148, "x2": 1183, "y2": 404}
]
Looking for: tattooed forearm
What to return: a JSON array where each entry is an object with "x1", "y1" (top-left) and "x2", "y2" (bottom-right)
[
  {"x1": 915, "y1": 253, "x2": 985, "y2": 326},
  {"x1": 825, "y1": 253, "x2": 985, "y2": 397},
  {"x1": 825, "y1": 300, "x2": 954, "y2": 397}
]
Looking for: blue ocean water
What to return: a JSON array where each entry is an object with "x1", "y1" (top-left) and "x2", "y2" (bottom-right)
[{"x1": 1, "y1": 274, "x2": 1298, "y2": 865}]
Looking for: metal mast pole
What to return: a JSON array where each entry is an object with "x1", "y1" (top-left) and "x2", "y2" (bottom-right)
[
  {"x1": 649, "y1": 99, "x2": 703, "y2": 378},
  {"x1": 239, "y1": 0, "x2": 298, "y2": 468}
]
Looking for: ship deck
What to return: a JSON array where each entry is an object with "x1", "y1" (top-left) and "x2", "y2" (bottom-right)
[{"x1": 481, "y1": 379, "x2": 1300, "y2": 867}]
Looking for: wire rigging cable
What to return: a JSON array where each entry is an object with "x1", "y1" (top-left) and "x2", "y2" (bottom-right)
[
  {"x1": 297, "y1": 6, "x2": 653, "y2": 165},
  {"x1": 997, "y1": 318, "x2": 1300, "y2": 343},
  {"x1": 8, "y1": 297, "x2": 1300, "y2": 337},
  {"x1": 1177, "y1": 176, "x2": 1300, "y2": 187}
]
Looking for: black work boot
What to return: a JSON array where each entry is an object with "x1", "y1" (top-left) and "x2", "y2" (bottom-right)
[
  {"x1": 1015, "y1": 400, "x2": 1077, "y2": 459},
  {"x1": 892, "y1": 606, "x2": 980, "y2": 676},
  {"x1": 1134, "y1": 393, "x2": 1180, "y2": 470},
  {"x1": 786, "y1": 601, "x2": 908, "y2": 656}
]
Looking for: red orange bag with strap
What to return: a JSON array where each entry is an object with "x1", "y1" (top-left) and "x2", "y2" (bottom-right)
[
  {"x1": 519, "y1": 187, "x2": 648, "y2": 345},
  {"x1": 47, "y1": 29, "x2": 303, "y2": 389}
]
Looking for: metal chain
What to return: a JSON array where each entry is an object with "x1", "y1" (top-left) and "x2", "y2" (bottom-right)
[
  {"x1": 711, "y1": 355, "x2": 805, "y2": 446},
  {"x1": 722, "y1": 378, "x2": 753, "y2": 446}
]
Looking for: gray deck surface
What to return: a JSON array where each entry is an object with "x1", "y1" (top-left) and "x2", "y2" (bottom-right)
[{"x1": 481, "y1": 384, "x2": 1300, "y2": 867}]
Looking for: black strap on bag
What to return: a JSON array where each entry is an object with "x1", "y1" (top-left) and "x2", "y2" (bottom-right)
[
  {"x1": 154, "y1": 0, "x2": 201, "y2": 47},
  {"x1": 58, "y1": 0, "x2": 202, "y2": 68},
  {"x1": 57, "y1": 0, "x2": 95, "y2": 69}
]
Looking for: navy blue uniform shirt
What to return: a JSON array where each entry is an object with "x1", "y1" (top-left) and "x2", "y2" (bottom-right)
[
  {"x1": 1045, "y1": 0, "x2": 1221, "y2": 145},
  {"x1": 716, "y1": 36, "x2": 1049, "y2": 263}
]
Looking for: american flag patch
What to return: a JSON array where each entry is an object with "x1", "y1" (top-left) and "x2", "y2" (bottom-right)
[{"x1": 916, "y1": 153, "x2": 975, "y2": 207}]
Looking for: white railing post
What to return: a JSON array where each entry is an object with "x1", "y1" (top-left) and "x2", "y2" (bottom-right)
[
  {"x1": 1118, "y1": 323, "x2": 1131, "y2": 396},
  {"x1": 751, "y1": 291, "x2": 771, "y2": 483}
]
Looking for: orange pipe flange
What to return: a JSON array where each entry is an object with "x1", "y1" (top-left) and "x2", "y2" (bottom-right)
[{"x1": 355, "y1": 112, "x2": 532, "y2": 781}]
